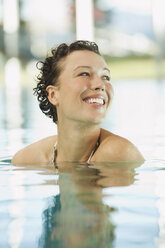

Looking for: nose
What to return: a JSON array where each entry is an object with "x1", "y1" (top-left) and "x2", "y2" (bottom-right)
[{"x1": 89, "y1": 74, "x2": 105, "y2": 91}]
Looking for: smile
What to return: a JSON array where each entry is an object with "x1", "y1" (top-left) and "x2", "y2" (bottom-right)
[{"x1": 83, "y1": 97, "x2": 105, "y2": 105}]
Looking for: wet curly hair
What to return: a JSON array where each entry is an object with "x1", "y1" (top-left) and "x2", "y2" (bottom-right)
[{"x1": 33, "y1": 40, "x2": 101, "y2": 124}]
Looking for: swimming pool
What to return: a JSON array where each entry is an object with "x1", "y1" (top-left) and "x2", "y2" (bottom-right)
[{"x1": 1, "y1": 78, "x2": 165, "y2": 247}]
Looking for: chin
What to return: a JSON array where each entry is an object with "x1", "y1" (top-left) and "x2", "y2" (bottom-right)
[{"x1": 85, "y1": 115, "x2": 106, "y2": 125}]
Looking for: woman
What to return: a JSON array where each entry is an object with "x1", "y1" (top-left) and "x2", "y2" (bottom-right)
[{"x1": 12, "y1": 40, "x2": 144, "y2": 165}]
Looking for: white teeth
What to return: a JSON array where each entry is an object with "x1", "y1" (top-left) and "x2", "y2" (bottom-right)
[{"x1": 85, "y1": 98, "x2": 104, "y2": 105}]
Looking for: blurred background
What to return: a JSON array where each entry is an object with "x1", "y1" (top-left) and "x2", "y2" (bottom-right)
[{"x1": 0, "y1": 0, "x2": 165, "y2": 159}]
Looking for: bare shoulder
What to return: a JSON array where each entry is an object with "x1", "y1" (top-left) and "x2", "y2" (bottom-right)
[
  {"x1": 12, "y1": 135, "x2": 57, "y2": 165},
  {"x1": 97, "y1": 129, "x2": 144, "y2": 162}
]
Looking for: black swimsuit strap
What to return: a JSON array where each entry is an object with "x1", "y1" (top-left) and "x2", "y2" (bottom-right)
[{"x1": 86, "y1": 135, "x2": 100, "y2": 164}]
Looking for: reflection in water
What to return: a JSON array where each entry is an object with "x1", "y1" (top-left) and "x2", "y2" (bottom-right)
[
  {"x1": 0, "y1": 160, "x2": 163, "y2": 247},
  {"x1": 7, "y1": 170, "x2": 26, "y2": 248},
  {"x1": 155, "y1": 169, "x2": 165, "y2": 246},
  {"x1": 39, "y1": 162, "x2": 139, "y2": 248}
]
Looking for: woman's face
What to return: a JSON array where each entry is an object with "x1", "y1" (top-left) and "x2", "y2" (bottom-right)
[{"x1": 55, "y1": 50, "x2": 113, "y2": 125}]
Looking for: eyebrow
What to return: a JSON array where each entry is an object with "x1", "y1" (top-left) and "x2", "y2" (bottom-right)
[{"x1": 73, "y1": 66, "x2": 110, "y2": 73}]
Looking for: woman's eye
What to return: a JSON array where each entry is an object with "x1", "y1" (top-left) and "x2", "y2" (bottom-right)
[
  {"x1": 79, "y1": 72, "x2": 90, "y2": 76},
  {"x1": 103, "y1": 75, "x2": 110, "y2": 81}
]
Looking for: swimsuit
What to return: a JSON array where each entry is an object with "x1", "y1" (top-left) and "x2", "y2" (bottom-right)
[{"x1": 51, "y1": 137, "x2": 100, "y2": 165}]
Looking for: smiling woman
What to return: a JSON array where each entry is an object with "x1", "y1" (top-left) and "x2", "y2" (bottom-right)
[{"x1": 12, "y1": 40, "x2": 144, "y2": 166}]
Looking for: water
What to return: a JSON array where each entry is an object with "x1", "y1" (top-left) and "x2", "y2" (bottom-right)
[
  {"x1": 1, "y1": 78, "x2": 165, "y2": 247},
  {"x1": 0, "y1": 159, "x2": 165, "y2": 248}
]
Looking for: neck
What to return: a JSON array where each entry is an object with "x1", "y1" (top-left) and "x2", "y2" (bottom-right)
[{"x1": 56, "y1": 119, "x2": 101, "y2": 162}]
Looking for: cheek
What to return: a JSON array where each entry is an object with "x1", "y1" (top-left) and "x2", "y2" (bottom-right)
[
  {"x1": 59, "y1": 82, "x2": 87, "y2": 105},
  {"x1": 68, "y1": 79, "x2": 88, "y2": 95},
  {"x1": 106, "y1": 83, "x2": 114, "y2": 99}
]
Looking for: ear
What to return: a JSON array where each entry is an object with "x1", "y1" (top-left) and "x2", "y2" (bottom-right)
[{"x1": 46, "y1": 85, "x2": 60, "y2": 106}]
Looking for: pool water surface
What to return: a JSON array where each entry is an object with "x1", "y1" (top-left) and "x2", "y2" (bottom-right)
[{"x1": 0, "y1": 159, "x2": 165, "y2": 248}]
